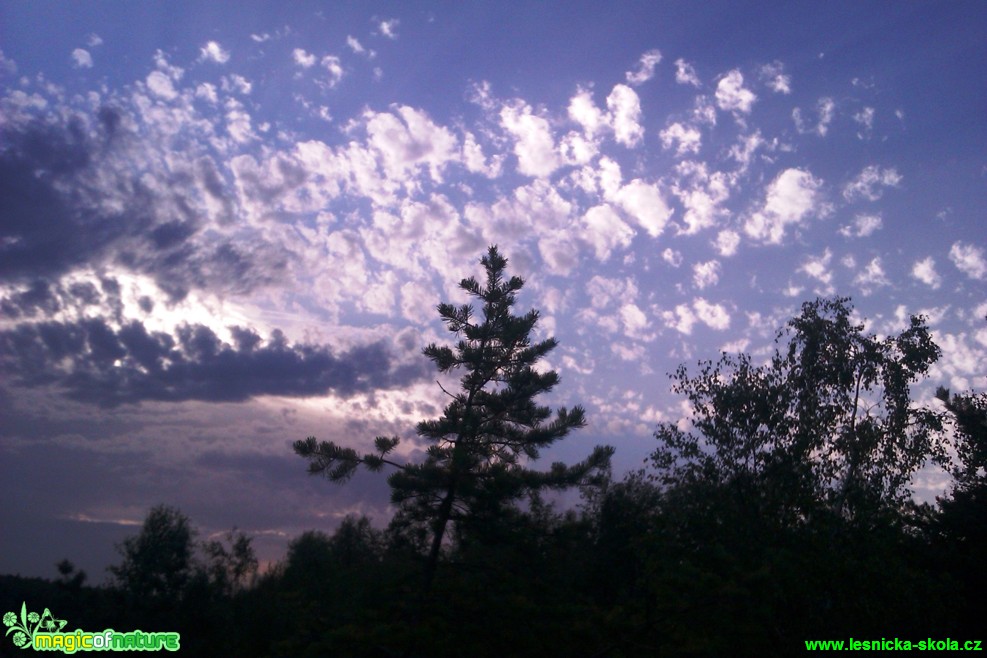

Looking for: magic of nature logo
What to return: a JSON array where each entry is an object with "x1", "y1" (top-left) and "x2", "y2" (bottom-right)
[{"x1": 3, "y1": 602, "x2": 180, "y2": 653}]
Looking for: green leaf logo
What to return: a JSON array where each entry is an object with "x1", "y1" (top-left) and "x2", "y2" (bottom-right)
[{"x1": 3, "y1": 602, "x2": 66, "y2": 650}]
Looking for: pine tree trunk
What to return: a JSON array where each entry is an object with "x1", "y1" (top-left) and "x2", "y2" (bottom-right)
[{"x1": 423, "y1": 485, "x2": 455, "y2": 592}]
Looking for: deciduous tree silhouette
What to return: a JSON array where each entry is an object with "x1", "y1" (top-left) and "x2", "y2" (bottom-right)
[
  {"x1": 651, "y1": 297, "x2": 947, "y2": 525},
  {"x1": 936, "y1": 386, "x2": 987, "y2": 493},
  {"x1": 933, "y1": 384, "x2": 987, "y2": 634},
  {"x1": 201, "y1": 527, "x2": 258, "y2": 596},
  {"x1": 295, "y1": 246, "x2": 612, "y2": 589},
  {"x1": 109, "y1": 504, "x2": 196, "y2": 602},
  {"x1": 54, "y1": 559, "x2": 87, "y2": 591}
]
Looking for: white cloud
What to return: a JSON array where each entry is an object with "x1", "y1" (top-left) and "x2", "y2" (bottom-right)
[
  {"x1": 362, "y1": 196, "x2": 481, "y2": 280},
  {"x1": 614, "y1": 179, "x2": 672, "y2": 237},
  {"x1": 974, "y1": 302, "x2": 987, "y2": 326},
  {"x1": 71, "y1": 48, "x2": 93, "y2": 69},
  {"x1": 86, "y1": 33, "x2": 103, "y2": 47},
  {"x1": 816, "y1": 97, "x2": 835, "y2": 135},
  {"x1": 715, "y1": 70, "x2": 756, "y2": 114},
  {"x1": 559, "y1": 130, "x2": 598, "y2": 165},
  {"x1": 562, "y1": 353, "x2": 595, "y2": 376},
  {"x1": 582, "y1": 205, "x2": 634, "y2": 261},
  {"x1": 721, "y1": 338, "x2": 750, "y2": 354},
  {"x1": 568, "y1": 88, "x2": 608, "y2": 139},
  {"x1": 663, "y1": 299, "x2": 731, "y2": 334},
  {"x1": 597, "y1": 157, "x2": 622, "y2": 198},
  {"x1": 467, "y1": 80, "x2": 496, "y2": 111},
  {"x1": 760, "y1": 61, "x2": 791, "y2": 94},
  {"x1": 378, "y1": 19, "x2": 399, "y2": 39},
  {"x1": 346, "y1": 36, "x2": 366, "y2": 54},
  {"x1": 538, "y1": 232, "x2": 580, "y2": 276},
  {"x1": 321, "y1": 55, "x2": 344, "y2": 88},
  {"x1": 713, "y1": 230, "x2": 740, "y2": 257},
  {"x1": 672, "y1": 161, "x2": 730, "y2": 235},
  {"x1": 0, "y1": 50, "x2": 18, "y2": 76},
  {"x1": 662, "y1": 248, "x2": 683, "y2": 267},
  {"x1": 799, "y1": 249, "x2": 834, "y2": 294},
  {"x1": 793, "y1": 97, "x2": 835, "y2": 136},
  {"x1": 913, "y1": 304, "x2": 950, "y2": 327},
  {"x1": 800, "y1": 249, "x2": 832, "y2": 282},
  {"x1": 225, "y1": 100, "x2": 255, "y2": 143},
  {"x1": 626, "y1": 49, "x2": 662, "y2": 86},
  {"x1": 620, "y1": 303, "x2": 650, "y2": 338},
  {"x1": 361, "y1": 270, "x2": 398, "y2": 315},
  {"x1": 611, "y1": 342, "x2": 647, "y2": 362},
  {"x1": 949, "y1": 242, "x2": 987, "y2": 280},
  {"x1": 400, "y1": 281, "x2": 433, "y2": 324},
  {"x1": 473, "y1": 179, "x2": 575, "y2": 259},
  {"x1": 692, "y1": 96, "x2": 717, "y2": 126},
  {"x1": 842, "y1": 165, "x2": 902, "y2": 202},
  {"x1": 854, "y1": 107, "x2": 875, "y2": 138},
  {"x1": 839, "y1": 213, "x2": 882, "y2": 238},
  {"x1": 461, "y1": 131, "x2": 502, "y2": 177},
  {"x1": 728, "y1": 131, "x2": 764, "y2": 171},
  {"x1": 932, "y1": 331, "x2": 987, "y2": 391},
  {"x1": 365, "y1": 106, "x2": 459, "y2": 183},
  {"x1": 659, "y1": 122, "x2": 701, "y2": 156},
  {"x1": 153, "y1": 49, "x2": 184, "y2": 80},
  {"x1": 693, "y1": 298, "x2": 731, "y2": 330},
  {"x1": 744, "y1": 168, "x2": 822, "y2": 244},
  {"x1": 200, "y1": 41, "x2": 230, "y2": 64},
  {"x1": 783, "y1": 283, "x2": 805, "y2": 298},
  {"x1": 607, "y1": 84, "x2": 644, "y2": 147},
  {"x1": 853, "y1": 257, "x2": 890, "y2": 295},
  {"x1": 293, "y1": 48, "x2": 316, "y2": 68},
  {"x1": 222, "y1": 74, "x2": 252, "y2": 95},
  {"x1": 793, "y1": 109, "x2": 808, "y2": 133},
  {"x1": 586, "y1": 275, "x2": 638, "y2": 311},
  {"x1": 693, "y1": 260, "x2": 721, "y2": 289},
  {"x1": 674, "y1": 59, "x2": 701, "y2": 87},
  {"x1": 195, "y1": 83, "x2": 218, "y2": 104},
  {"x1": 911, "y1": 257, "x2": 942, "y2": 289},
  {"x1": 146, "y1": 70, "x2": 178, "y2": 100},
  {"x1": 500, "y1": 102, "x2": 560, "y2": 178},
  {"x1": 662, "y1": 304, "x2": 696, "y2": 334},
  {"x1": 568, "y1": 85, "x2": 644, "y2": 148}
]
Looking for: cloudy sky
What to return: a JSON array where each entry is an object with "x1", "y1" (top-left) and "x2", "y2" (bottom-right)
[{"x1": 1, "y1": 1, "x2": 985, "y2": 580}]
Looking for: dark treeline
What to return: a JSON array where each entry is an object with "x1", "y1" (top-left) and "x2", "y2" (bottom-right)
[
  {"x1": 2, "y1": 451, "x2": 984, "y2": 656},
  {"x1": 3, "y1": 249, "x2": 984, "y2": 656}
]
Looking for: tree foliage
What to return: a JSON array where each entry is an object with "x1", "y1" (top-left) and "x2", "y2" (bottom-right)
[
  {"x1": 108, "y1": 504, "x2": 196, "y2": 602},
  {"x1": 651, "y1": 297, "x2": 947, "y2": 525},
  {"x1": 201, "y1": 527, "x2": 258, "y2": 596},
  {"x1": 295, "y1": 246, "x2": 612, "y2": 587},
  {"x1": 932, "y1": 385, "x2": 987, "y2": 633},
  {"x1": 936, "y1": 386, "x2": 987, "y2": 492}
]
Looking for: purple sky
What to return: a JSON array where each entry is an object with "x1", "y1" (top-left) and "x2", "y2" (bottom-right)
[{"x1": 1, "y1": 1, "x2": 985, "y2": 581}]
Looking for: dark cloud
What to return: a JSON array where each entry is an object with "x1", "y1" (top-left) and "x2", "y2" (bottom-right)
[
  {"x1": 0, "y1": 280, "x2": 61, "y2": 319},
  {"x1": 0, "y1": 117, "x2": 113, "y2": 281},
  {"x1": 0, "y1": 277, "x2": 122, "y2": 323},
  {"x1": 0, "y1": 110, "x2": 285, "y2": 301},
  {"x1": 0, "y1": 319, "x2": 429, "y2": 407}
]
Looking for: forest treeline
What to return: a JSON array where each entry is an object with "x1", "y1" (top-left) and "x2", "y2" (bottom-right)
[{"x1": 3, "y1": 249, "x2": 984, "y2": 656}]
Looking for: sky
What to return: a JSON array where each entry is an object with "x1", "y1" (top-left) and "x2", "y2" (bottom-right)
[{"x1": 1, "y1": 1, "x2": 985, "y2": 581}]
